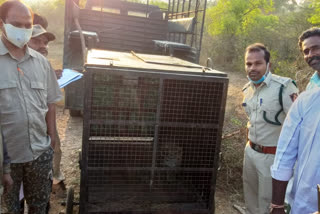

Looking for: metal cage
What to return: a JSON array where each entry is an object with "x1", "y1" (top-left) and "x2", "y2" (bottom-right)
[{"x1": 80, "y1": 52, "x2": 228, "y2": 213}]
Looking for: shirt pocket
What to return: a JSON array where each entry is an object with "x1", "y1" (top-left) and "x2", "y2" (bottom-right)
[
  {"x1": 30, "y1": 81, "x2": 47, "y2": 109},
  {"x1": 0, "y1": 81, "x2": 20, "y2": 112},
  {"x1": 259, "y1": 103, "x2": 282, "y2": 125}
]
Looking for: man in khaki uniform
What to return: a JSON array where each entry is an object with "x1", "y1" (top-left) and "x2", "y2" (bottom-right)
[
  {"x1": 0, "y1": 1, "x2": 62, "y2": 213},
  {"x1": 242, "y1": 43, "x2": 298, "y2": 214}
]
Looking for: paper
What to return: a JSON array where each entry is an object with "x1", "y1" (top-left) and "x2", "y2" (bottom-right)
[{"x1": 58, "y1": 69, "x2": 83, "y2": 88}]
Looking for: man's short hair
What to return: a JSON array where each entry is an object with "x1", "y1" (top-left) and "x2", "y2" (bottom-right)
[
  {"x1": 0, "y1": 0, "x2": 33, "y2": 22},
  {"x1": 245, "y1": 43, "x2": 270, "y2": 63},
  {"x1": 298, "y1": 27, "x2": 320, "y2": 51},
  {"x1": 33, "y1": 13, "x2": 48, "y2": 29}
]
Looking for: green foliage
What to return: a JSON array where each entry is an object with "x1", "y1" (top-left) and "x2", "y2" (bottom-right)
[
  {"x1": 205, "y1": 0, "x2": 282, "y2": 69},
  {"x1": 207, "y1": 0, "x2": 277, "y2": 36},
  {"x1": 149, "y1": 0, "x2": 168, "y2": 9},
  {"x1": 203, "y1": 0, "x2": 315, "y2": 83},
  {"x1": 127, "y1": 0, "x2": 168, "y2": 9},
  {"x1": 230, "y1": 117, "x2": 243, "y2": 127},
  {"x1": 308, "y1": 0, "x2": 320, "y2": 25}
]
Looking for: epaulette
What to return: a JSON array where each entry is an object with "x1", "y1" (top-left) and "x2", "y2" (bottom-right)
[
  {"x1": 271, "y1": 74, "x2": 291, "y2": 86},
  {"x1": 242, "y1": 82, "x2": 250, "y2": 92}
]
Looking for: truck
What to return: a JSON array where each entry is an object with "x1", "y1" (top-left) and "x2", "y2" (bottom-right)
[
  {"x1": 63, "y1": 0, "x2": 209, "y2": 116},
  {"x1": 62, "y1": 1, "x2": 228, "y2": 213}
]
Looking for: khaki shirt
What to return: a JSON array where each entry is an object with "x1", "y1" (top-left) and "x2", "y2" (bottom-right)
[
  {"x1": 242, "y1": 73, "x2": 298, "y2": 147},
  {"x1": 0, "y1": 40, "x2": 62, "y2": 163}
]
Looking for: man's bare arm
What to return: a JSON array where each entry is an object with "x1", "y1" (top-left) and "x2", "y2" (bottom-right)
[
  {"x1": 46, "y1": 103, "x2": 56, "y2": 148},
  {"x1": 271, "y1": 178, "x2": 288, "y2": 214}
]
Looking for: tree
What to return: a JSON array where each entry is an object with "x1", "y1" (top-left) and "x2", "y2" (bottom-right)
[
  {"x1": 204, "y1": 0, "x2": 279, "y2": 68},
  {"x1": 308, "y1": 0, "x2": 320, "y2": 25},
  {"x1": 202, "y1": 0, "x2": 317, "y2": 78},
  {"x1": 207, "y1": 0, "x2": 277, "y2": 36}
]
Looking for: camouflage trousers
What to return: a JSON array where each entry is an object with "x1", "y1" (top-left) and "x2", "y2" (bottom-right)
[{"x1": 2, "y1": 148, "x2": 53, "y2": 214}]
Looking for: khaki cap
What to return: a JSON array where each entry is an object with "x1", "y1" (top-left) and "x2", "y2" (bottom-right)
[{"x1": 32, "y1": 24, "x2": 55, "y2": 41}]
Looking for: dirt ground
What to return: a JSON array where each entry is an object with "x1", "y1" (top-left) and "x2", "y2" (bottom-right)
[{"x1": 47, "y1": 43, "x2": 248, "y2": 214}]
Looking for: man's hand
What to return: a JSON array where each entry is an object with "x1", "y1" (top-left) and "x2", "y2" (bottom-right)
[
  {"x1": 3, "y1": 173, "x2": 13, "y2": 194},
  {"x1": 46, "y1": 103, "x2": 56, "y2": 149},
  {"x1": 55, "y1": 69, "x2": 62, "y2": 79},
  {"x1": 50, "y1": 138, "x2": 56, "y2": 150},
  {"x1": 271, "y1": 178, "x2": 289, "y2": 213},
  {"x1": 271, "y1": 208, "x2": 286, "y2": 214}
]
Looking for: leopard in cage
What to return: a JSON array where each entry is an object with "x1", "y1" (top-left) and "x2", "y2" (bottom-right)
[{"x1": 162, "y1": 145, "x2": 183, "y2": 184}]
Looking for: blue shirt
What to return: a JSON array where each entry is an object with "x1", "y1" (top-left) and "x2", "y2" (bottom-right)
[
  {"x1": 271, "y1": 88, "x2": 320, "y2": 214},
  {"x1": 306, "y1": 71, "x2": 320, "y2": 90}
]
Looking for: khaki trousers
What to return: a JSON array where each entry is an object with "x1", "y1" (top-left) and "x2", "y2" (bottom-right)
[{"x1": 243, "y1": 143, "x2": 274, "y2": 214}]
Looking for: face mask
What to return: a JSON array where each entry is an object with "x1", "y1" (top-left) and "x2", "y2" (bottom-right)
[
  {"x1": 248, "y1": 63, "x2": 269, "y2": 84},
  {"x1": 3, "y1": 23, "x2": 32, "y2": 48}
]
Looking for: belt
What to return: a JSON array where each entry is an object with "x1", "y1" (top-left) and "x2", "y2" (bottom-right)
[{"x1": 249, "y1": 141, "x2": 276, "y2": 154}]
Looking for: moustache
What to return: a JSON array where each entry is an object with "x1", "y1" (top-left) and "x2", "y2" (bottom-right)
[
  {"x1": 248, "y1": 70, "x2": 258, "y2": 74},
  {"x1": 307, "y1": 56, "x2": 320, "y2": 65}
]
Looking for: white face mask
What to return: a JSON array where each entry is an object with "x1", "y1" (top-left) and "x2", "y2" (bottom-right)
[{"x1": 3, "y1": 23, "x2": 32, "y2": 48}]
